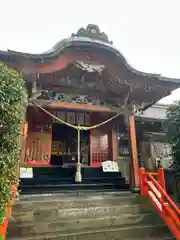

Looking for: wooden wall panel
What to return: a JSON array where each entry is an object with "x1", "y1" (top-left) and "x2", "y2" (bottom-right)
[
  {"x1": 20, "y1": 121, "x2": 28, "y2": 166},
  {"x1": 25, "y1": 132, "x2": 52, "y2": 166},
  {"x1": 25, "y1": 107, "x2": 52, "y2": 166}
]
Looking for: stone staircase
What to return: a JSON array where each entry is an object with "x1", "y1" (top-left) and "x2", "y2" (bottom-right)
[{"x1": 7, "y1": 191, "x2": 174, "y2": 240}]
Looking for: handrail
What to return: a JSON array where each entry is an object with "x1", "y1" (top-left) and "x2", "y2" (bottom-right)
[
  {"x1": 139, "y1": 165, "x2": 180, "y2": 239},
  {"x1": 148, "y1": 174, "x2": 180, "y2": 216},
  {"x1": 147, "y1": 177, "x2": 180, "y2": 227}
]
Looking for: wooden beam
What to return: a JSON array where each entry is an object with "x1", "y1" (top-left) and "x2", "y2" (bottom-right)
[
  {"x1": 29, "y1": 100, "x2": 115, "y2": 113},
  {"x1": 129, "y1": 115, "x2": 140, "y2": 188}
]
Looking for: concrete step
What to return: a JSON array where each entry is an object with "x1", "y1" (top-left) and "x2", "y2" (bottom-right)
[{"x1": 7, "y1": 225, "x2": 173, "y2": 240}]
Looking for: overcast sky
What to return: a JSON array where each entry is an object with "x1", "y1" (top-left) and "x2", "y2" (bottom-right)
[{"x1": 1, "y1": 0, "x2": 180, "y2": 104}]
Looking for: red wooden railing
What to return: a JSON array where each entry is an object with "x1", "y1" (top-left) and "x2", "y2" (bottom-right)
[
  {"x1": 139, "y1": 164, "x2": 180, "y2": 239},
  {"x1": 0, "y1": 185, "x2": 17, "y2": 240}
]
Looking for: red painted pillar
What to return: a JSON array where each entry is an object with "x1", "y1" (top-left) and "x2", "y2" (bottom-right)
[{"x1": 129, "y1": 115, "x2": 140, "y2": 189}]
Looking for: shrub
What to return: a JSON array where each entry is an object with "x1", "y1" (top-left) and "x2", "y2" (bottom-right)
[{"x1": 0, "y1": 62, "x2": 27, "y2": 224}]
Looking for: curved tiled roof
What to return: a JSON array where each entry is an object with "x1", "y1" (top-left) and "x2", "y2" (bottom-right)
[
  {"x1": 0, "y1": 24, "x2": 180, "y2": 84},
  {"x1": 3, "y1": 37, "x2": 159, "y2": 77}
]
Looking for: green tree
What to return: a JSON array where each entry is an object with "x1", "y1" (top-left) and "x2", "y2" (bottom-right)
[
  {"x1": 166, "y1": 101, "x2": 180, "y2": 175},
  {"x1": 166, "y1": 101, "x2": 180, "y2": 199},
  {"x1": 0, "y1": 62, "x2": 27, "y2": 224}
]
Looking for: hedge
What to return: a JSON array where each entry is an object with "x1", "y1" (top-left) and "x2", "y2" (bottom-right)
[{"x1": 0, "y1": 62, "x2": 27, "y2": 224}]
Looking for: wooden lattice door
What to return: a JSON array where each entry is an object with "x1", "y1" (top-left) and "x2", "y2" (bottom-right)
[{"x1": 91, "y1": 128, "x2": 108, "y2": 166}]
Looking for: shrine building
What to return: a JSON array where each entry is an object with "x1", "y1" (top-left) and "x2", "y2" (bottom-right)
[{"x1": 0, "y1": 24, "x2": 179, "y2": 193}]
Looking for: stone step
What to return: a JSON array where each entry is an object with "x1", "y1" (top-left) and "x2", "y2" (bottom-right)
[
  {"x1": 8, "y1": 213, "x2": 165, "y2": 238},
  {"x1": 130, "y1": 238, "x2": 174, "y2": 240},
  {"x1": 10, "y1": 192, "x2": 156, "y2": 222},
  {"x1": 7, "y1": 224, "x2": 172, "y2": 240},
  {"x1": 11, "y1": 193, "x2": 155, "y2": 223},
  {"x1": 13, "y1": 192, "x2": 148, "y2": 212},
  {"x1": 32, "y1": 166, "x2": 123, "y2": 179},
  {"x1": 8, "y1": 192, "x2": 173, "y2": 239},
  {"x1": 20, "y1": 183, "x2": 129, "y2": 194},
  {"x1": 11, "y1": 204, "x2": 156, "y2": 223},
  {"x1": 21, "y1": 176, "x2": 125, "y2": 183},
  {"x1": 17, "y1": 190, "x2": 135, "y2": 201}
]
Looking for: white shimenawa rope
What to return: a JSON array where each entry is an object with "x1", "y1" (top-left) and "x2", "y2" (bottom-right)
[{"x1": 32, "y1": 101, "x2": 124, "y2": 130}]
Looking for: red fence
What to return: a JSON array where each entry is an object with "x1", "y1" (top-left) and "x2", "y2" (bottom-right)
[{"x1": 139, "y1": 165, "x2": 180, "y2": 239}]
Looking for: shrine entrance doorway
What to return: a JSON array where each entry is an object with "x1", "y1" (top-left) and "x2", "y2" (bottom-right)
[{"x1": 50, "y1": 123, "x2": 90, "y2": 166}]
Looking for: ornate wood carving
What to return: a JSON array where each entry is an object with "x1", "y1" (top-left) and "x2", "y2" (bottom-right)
[
  {"x1": 39, "y1": 91, "x2": 120, "y2": 108},
  {"x1": 71, "y1": 24, "x2": 113, "y2": 44},
  {"x1": 41, "y1": 73, "x2": 99, "y2": 90}
]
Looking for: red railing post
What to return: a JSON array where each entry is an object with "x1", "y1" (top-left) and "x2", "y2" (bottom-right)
[
  {"x1": 0, "y1": 217, "x2": 8, "y2": 240},
  {"x1": 157, "y1": 164, "x2": 166, "y2": 191},
  {"x1": 0, "y1": 185, "x2": 17, "y2": 239},
  {"x1": 139, "y1": 167, "x2": 146, "y2": 196},
  {"x1": 139, "y1": 159, "x2": 148, "y2": 196}
]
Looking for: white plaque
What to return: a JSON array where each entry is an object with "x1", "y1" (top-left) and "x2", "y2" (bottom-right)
[
  {"x1": 102, "y1": 161, "x2": 119, "y2": 172},
  {"x1": 20, "y1": 168, "x2": 33, "y2": 178}
]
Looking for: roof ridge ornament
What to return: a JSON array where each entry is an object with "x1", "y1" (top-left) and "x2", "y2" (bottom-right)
[{"x1": 71, "y1": 24, "x2": 113, "y2": 44}]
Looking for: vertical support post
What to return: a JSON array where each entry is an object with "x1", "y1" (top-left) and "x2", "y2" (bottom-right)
[
  {"x1": 129, "y1": 161, "x2": 134, "y2": 187},
  {"x1": 108, "y1": 123, "x2": 113, "y2": 160},
  {"x1": 112, "y1": 125, "x2": 118, "y2": 161},
  {"x1": 129, "y1": 115, "x2": 140, "y2": 189},
  {"x1": 20, "y1": 121, "x2": 28, "y2": 167},
  {"x1": 75, "y1": 128, "x2": 82, "y2": 183},
  {"x1": 90, "y1": 129, "x2": 92, "y2": 166},
  {"x1": 108, "y1": 121, "x2": 118, "y2": 161}
]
